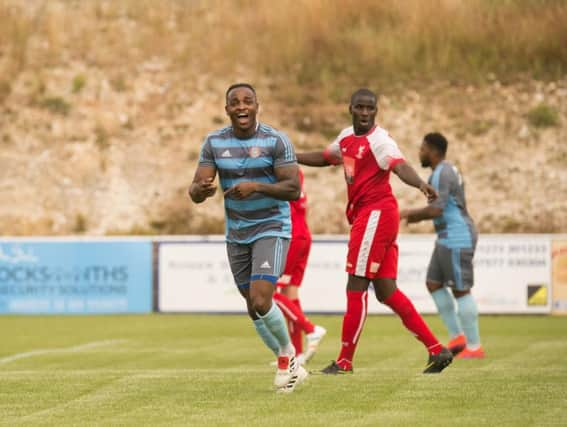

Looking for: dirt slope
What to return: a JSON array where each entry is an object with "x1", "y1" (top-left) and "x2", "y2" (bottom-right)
[{"x1": 0, "y1": 61, "x2": 565, "y2": 235}]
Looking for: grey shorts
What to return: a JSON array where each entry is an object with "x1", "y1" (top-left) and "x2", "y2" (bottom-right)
[
  {"x1": 427, "y1": 243, "x2": 475, "y2": 291},
  {"x1": 226, "y1": 237, "x2": 290, "y2": 289}
]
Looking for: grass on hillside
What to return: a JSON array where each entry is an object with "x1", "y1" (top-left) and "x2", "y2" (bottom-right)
[
  {"x1": 0, "y1": 314, "x2": 566, "y2": 426},
  {"x1": 0, "y1": 0, "x2": 566, "y2": 98}
]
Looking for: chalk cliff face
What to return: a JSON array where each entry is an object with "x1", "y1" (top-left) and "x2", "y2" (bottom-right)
[{"x1": 0, "y1": 1, "x2": 565, "y2": 236}]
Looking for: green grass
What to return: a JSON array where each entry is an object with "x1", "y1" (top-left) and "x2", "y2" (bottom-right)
[
  {"x1": 527, "y1": 104, "x2": 560, "y2": 128},
  {"x1": 39, "y1": 96, "x2": 71, "y2": 116},
  {"x1": 0, "y1": 315, "x2": 565, "y2": 426},
  {"x1": 2, "y1": 1, "x2": 567, "y2": 94}
]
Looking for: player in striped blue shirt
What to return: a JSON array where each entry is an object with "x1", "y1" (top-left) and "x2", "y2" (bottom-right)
[
  {"x1": 401, "y1": 132, "x2": 484, "y2": 359},
  {"x1": 189, "y1": 83, "x2": 308, "y2": 392}
]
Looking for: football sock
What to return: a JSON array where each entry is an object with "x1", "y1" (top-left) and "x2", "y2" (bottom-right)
[
  {"x1": 384, "y1": 289, "x2": 442, "y2": 355},
  {"x1": 273, "y1": 292, "x2": 316, "y2": 334},
  {"x1": 336, "y1": 290, "x2": 368, "y2": 370},
  {"x1": 273, "y1": 295, "x2": 303, "y2": 353},
  {"x1": 431, "y1": 287, "x2": 463, "y2": 339},
  {"x1": 456, "y1": 294, "x2": 481, "y2": 349},
  {"x1": 287, "y1": 318, "x2": 303, "y2": 355},
  {"x1": 253, "y1": 318, "x2": 279, "y2": 356},
  {"x1": 258, "y1": 303, "x2": 294, "y2": 356},
  {"x1": 292, "y1": 298, "x2": 307, "y2": 354}
]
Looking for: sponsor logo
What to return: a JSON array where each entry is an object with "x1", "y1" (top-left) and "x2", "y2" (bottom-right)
[
  {"x1": 0, "y1": 265, "x2": 129, "y2": 284},
  {"x1": 0, "y1": 245, "x2": 38, "y2": 264},
  {"x1": 355, "y1": 145, "x2": 366, "y2": 159},
  {"x1": 221, "y1": 150, "x2": 232, "y2": 158},
  {"x1": 527, "y1": 284, "x2": 547, "y2": 306},
  {"x1": 260, "y1": 261, "x2": 271, "y2": 269}
]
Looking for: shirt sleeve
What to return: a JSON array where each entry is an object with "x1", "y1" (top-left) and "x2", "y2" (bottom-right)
[
  {"x1": 430, "y1": 165, "x2": 454, "y2": 210},
  {"x1": 369, "y1": 132, "x2": 405, "y2": 170},
  {"x1": 323, "y1": 131, "x2": 347, "y2": 165},
  {"x1": 273, "y1": 132, "x2": 297, "y2": 167},
  {"x1": 198, "y1": 137, "x2": 216, "y2": 167}
]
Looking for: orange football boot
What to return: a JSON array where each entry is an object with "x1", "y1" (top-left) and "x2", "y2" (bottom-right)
[
  {"x1": 447, "y1": 334, "x2": 467, "y2": 356},
  {"x1": 456, "y1": 347, "x2": 485, "y2": 359}
]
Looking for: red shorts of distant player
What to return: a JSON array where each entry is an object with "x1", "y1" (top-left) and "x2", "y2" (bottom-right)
[
  {"x1": 277, "y1": 235, "x2": 312, "y2": 287},
  {"x1": 346, "y1": 206, "x2": 399, "y2": 279}
]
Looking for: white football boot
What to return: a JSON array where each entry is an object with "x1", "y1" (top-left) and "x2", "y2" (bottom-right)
[
  {"x1": 274, "y1": 354, "x2": 299, "y2": 389},
  {"x1": 304, "y1": 325, "x2": 327, "y2": 363},
  {"x1": 276, "y1": 365, "x2": 308, "y2": 394}
]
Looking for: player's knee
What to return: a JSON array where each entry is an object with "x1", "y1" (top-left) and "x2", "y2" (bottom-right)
[
  {"x1": 373, "y1": 278, "x2": 396, "y2": 302},
  {"x1": 347, "y1": 274, "x2": 370, "y2": 292},
  {"x1": 453, "y1": 289, "x2": 470, "y2": 299},
  {"x1": 250, "y1": 294, "x2": 272, "y2": 315},
  {"x1": 246, "y1": 305, "x2": 258, "y2": 320},
  {"x1": 426, "y1": 281, "x2": 443, "y2": 293},
  {"x1": 374, "y1": 288, "x2": 387, "y2": 303}
]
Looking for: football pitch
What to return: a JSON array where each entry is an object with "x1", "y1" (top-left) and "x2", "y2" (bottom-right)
[{"x1": 0, "y1": 315, "x2": 565, "y2": 426}]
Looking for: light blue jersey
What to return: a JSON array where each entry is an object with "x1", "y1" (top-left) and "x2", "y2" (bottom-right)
[
  {"x1": 429, "y1": 161, "x2": 477, "y2": 249},
  {"x1": 198, "y1": 123, "x2": 297, "y2": 244}
]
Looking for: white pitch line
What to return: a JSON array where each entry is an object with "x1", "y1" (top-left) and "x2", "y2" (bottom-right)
[{"x1": 0, "y1": 339, "x2": 127, "y2": 365}]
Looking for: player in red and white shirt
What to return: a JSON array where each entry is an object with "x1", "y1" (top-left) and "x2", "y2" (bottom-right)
[
  {"x1": 297, "y1": 88, "x2": 453, "y2": 374},
  {"x1": 273, "y1": 168, "x2": 326, "y2": 365}
]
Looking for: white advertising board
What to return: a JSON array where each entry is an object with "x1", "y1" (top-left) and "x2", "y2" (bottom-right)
[{"x1": 158, "y1": 235, "x2": 551, "y2": 314}]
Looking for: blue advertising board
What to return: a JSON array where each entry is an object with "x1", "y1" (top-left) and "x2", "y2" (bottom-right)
[{"x1": 0, "y1": 240, "x2": 152, "y2": 314}]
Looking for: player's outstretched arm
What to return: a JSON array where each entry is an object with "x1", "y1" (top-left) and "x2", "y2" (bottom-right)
[
  {"x1": 297, "y1": 152, "x2": 332, "y2": 167},
  {"x1": 224, "y1": 164, "x2": 301, "y2": 201},
  {"x1": 400, "y1": 206, "x2": 443, "y2": 224},
  {"x1": 393, "y1": 162, "x2": 438, "y2": 202},
  {"x1": 189, "y1": 165, "x2": 217, "y2": 204}
]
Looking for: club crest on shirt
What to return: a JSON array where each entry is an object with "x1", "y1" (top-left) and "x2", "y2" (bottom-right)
[{"x1": 249, "y1": 147, "x2": 262, "y2": 158}]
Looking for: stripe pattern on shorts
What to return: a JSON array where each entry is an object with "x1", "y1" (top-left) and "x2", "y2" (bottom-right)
[
  {"x1": 355, "y1": 210, "x2": 381, "y2": 277},
  {"x1": 274, "y1": 237, "x2": 283, "y2": 276}
]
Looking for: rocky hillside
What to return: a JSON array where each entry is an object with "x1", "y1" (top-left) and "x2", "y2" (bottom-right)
[
  {"x1": 0, "y1": 1, "x2": 565, "y2": 235},
  {"x1": 0, "y1": 67, "x2": 565, "y2": 235}
]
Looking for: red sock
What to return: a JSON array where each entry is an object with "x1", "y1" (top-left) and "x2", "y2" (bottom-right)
[
  {"x1": 291, "y1": 299, "x2": 306, "y2": 354},
  {"x1": 273, "y1": 292, "x2": 315, "y2": 334},
  {"x1": 337, "y1": 290, "x2": 368, "y2": 370},
  {"x1": 384, "y1": 289, "x2": 442, "y2": 355},
  {"x1": 287, "y1": 318, "x2": 303, "y2": 355}
]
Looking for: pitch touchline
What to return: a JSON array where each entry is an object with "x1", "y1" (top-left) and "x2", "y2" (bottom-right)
[{"x1": 0, "y1": 339, "x2": 127, "y2": 365}]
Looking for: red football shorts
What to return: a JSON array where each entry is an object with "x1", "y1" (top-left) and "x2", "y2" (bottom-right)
[
  {"x1": 276, "y1": 235, "x2": 312, "y2": 287},
  {"x1": 346, "y1": 207, "x2": 399, "y2": 279}
]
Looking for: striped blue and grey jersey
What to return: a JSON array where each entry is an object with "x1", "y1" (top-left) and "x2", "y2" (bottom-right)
[
  {"x1": 429, "y1": 161, "x2": 478, "y2": 249},
  {"x1": 199, "y1": 123, "x2": 297, "y2": 244}
]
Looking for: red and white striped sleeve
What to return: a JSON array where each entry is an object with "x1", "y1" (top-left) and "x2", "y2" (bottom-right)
[{"x1": 323, "y1": 127, "x2": 353, "y2": 165}]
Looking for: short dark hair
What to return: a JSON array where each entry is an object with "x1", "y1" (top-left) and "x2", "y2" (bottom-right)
[
  {"x1": 424, "y1": 132, "x2": 448, "y2": 156},
  {"x1": 350, "y1": 88, "x2": 378, "y2": 105},
  {"x1": 226, "y1": 83, "x2": 256, "y2": 102}
]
